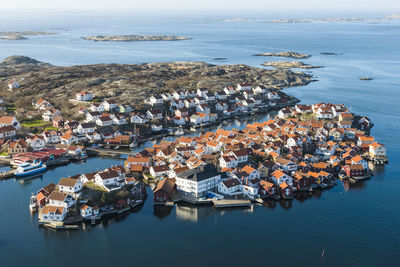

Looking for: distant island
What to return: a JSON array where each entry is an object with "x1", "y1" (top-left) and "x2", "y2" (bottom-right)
[
  {"x1": 1, "y1": 35, "x2": 27, "y2": 40},
  {"x1": 270, "y1": 18, "x2": 369, "y2": 23},
  {"x1": 270, "y1": 14, "x2": 400, "y2": 23},
  {"x1": 261, "y1": 61, "x2": 322, "y2": 69},
  {"x1": 216, "y1": 17, "x2": 252, "y2": 22},
  {"x1": 254, "y1": 51, "x2": 310, "y2": 59},
  {"x1": 81, "y1": 35, "x2": 192, "y2": 42},
  {"x1": 0, "y1": 31, "x2": 55, "y2": 40}
]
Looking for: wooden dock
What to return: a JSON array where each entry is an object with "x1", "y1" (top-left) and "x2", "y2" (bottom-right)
[
  {"x1": 212, "y1": 199, "x2": 252, "y2": 208},
  {"x1": 86, "y1": 148, "x2": 137, "y2": 156},
  {"x1": 0, "y1": 170, "x2": 15, "y2": 180}
]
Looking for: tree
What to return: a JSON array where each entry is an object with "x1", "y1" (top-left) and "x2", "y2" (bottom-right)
[{"x1": 101, "y1": 193, "x2": 107, "y2": 204}]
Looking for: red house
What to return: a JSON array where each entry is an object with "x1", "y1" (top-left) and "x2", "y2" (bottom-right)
[
  {"x1": 153, "y1": 178, "x2": 175, "y2": 203},
  {"x1": 343, "y1": 164, "x2": 364, "y2": 177},
  {"x1": 259, "y1": 180, "x2": 277, "y2": 197},
  {"x1": 280, "y1": 182, "x2": 293, "y2": 197},
  {"x1": 293, "y1": 172, "x2": 311, "y2": 190}
]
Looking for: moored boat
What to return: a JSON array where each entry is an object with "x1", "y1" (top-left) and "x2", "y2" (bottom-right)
[{"x1": 14, "y1": 162, "x2": 47, "y2": 177}]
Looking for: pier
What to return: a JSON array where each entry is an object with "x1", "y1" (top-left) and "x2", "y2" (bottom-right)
[{"x1": 212, "y1": 199, "x2": 252, "y2": 208}]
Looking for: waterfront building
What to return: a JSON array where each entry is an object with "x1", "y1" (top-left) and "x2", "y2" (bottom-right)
[{"x1": 175, "y1": 164, "x2": 221, "y2": 197}]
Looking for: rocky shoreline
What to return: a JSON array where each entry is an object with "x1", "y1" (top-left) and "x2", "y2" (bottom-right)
[
  {"x1": 0, "y1": 56, "x2": 314, "y2": 118},
  {"x1": 254, "y1": 51, "x2": 310, "y2": 59},
  {"x1": 261, "y1": 61, "x2": 322, "y2": 69},
  {"x1": 1, "y1": 35, "x2": 27, "y2": 40},
  {"x1": 0, "y1": 31, "x2": 55, "y2": 40},
  {"x1": 81, "y1": 35, "x2": 191, "y2": 42}
]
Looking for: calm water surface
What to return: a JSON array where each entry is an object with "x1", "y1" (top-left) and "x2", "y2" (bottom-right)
[{"x1": 0, "y1": 11, "x2": 399, "y2": 266}]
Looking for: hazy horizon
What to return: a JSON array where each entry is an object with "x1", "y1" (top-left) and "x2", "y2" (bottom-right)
[{"x1": 0, "y1": 0, "x2": 399, "y2": 13}]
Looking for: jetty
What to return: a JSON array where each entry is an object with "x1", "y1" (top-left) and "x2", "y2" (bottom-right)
[
  {"x1": 212, "y1": 199, "x2": 252, "y2": 208},
  {"x1": 0, "y1": 170, "x2": 15, "y2": 180}
]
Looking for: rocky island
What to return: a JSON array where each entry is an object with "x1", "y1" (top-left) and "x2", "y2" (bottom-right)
[
  {"x1": 261, "y1": 61, "x2": 322, "y2": 69},
  {"x1": 254, "y1": 51, "x2": 310, "y2": 59},
  {"x1": 1, "y1": 35, "x2": 27, "y2": 40},
  {"x1": 0, "y1": 55, "x2": 313, "y2": 118},
  {"x1": 0, "y1": 31, "x2": 55, "y2": 40},
  {"x1": 81, "y1": 35, "x2": 191, "y2": 42}
]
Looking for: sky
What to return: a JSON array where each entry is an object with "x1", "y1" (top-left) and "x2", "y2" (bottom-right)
[{"x1": 1, "y1": 0, "x2": 399, "y2": 12}]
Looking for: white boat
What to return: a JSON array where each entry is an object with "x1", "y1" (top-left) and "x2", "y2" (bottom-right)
[
  {"x1": 29, "y1": 195, "x2": 37, "y2": 213},
  {"x1": 174, "y1": 129, "x2": 184, "y2": 136},
  {"x1": 190, "y1": 127, "x2": 197, "y2": 132},
  {"x1": 129, "y1": 141, "x2": 137, "y2": 148},
  {"x1": 14, "y1": 162, "x2": 47, "y2": 177}
]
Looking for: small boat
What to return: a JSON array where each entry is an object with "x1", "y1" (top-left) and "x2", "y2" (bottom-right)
[
  {"x1": 14, "y1": 162, "x2": 47, "y2": 177},
  {"x1": 29, "y1": 195, "x2": 37, "y2": 213},
  {"x1": 360, "y1": 77, "x2": 373, "y2": 80},
  {"x1": 174, "y1": 129, "x2": 184, "y2": 136},
  {"x1": 190, "y1": 127, "x2": 197, "y2": 132}
]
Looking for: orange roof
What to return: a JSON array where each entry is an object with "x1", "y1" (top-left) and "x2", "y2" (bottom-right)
[
  {"x1": 126, "y1": 157, "x2": 151, "y2": 163},
  {"x1": 351, "y1": 155, "x2": 363, "y2": 163},
  {"x1": 279, "y1": 182, "x2": 289, "y2": 189},
  {"x1": 0, "y1": 116, "x2": 15, "y2": 124},
  {"x1": 129, "y1": 165, "x2": 144, "y2": 172},
  {"x1": 241, "y1": 165, "x2": 256, "y2": 174},
  {"x1": 272, "y1": 169, "x2": 285, "y2": 179}
]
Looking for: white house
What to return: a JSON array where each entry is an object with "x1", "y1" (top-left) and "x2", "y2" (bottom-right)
[
  {"x1": 89, "y1": 103, "x2": 104, "y2": 113},
  {"x1": 42, "y1": 130, "x2": 62, "y2": 144},
  {"x1": 48, "y1": 191, "x2": 75, "y2": 208},
  {"x1": 76, "y1": 91, "x2": 94, "y2": 101},
  {"x1": 224, "y1": 86, "x2": 236, "y2": 95},
  {"x1": 77, "y1": 123, "x2": 96, "y2": 135},
  {"x1": 150, "y1": 165, "x2": 170, "y2": 178},
  {"x1": 229, "y1": 149, "x2": 249, "y2": 163},
  {"x1": 26, "y1": 135, "x2": 46, "y2": 151},
  {"x1": 190, "y1": 114, "x2": 202, "y2": 125},
  {"x1": 267, "y1": 91, "x2": 280, "y2": 100},
  {"x1": 271, "y1": 170, "x2": 293, "y2": 187},
  {"x1": 175, "y1": 164, "x2": 221, "y2": 197},
  {"x1": 0, "y1": 116, "x2": 20, "y2": 130},
  {"x1": 112, "y1": 114, "x2": 127, "y2": 125},
  {"x1": 219, "y1": 156, "x2": 238, "y2": 169},
  {"x1": 131, "y1": 114, "x2": 147, "y2": 124},
  {"x1": 236, "y1": 83, "x2": 252, "y2": 91},
  {"x1": 8, "y1": 80, "x2": 20, "y2": 90},
  {"x1": 41, "y1": 205, "x2": 66, "y2": 222},
  {"x1": 0, "y1": 125, "x2": 16, "y2": 139},
  {"x1": 60, "y1": 132, "x2": 78, "y2": 145},
  {"x1": 102, "y1": 100, "x2": 117, "y2": 111},
  {"x1": 197, "y1": 88, "x2": 208, "y2": 97},
  {"x1": 149, "y1": 95, "x2": 164, "y2": 105},
  {"x1": 369, "y1": 143, "x2": 386, "y2": 160},
  {"x1": 58, "y1": 178, "x2": 83, "y2": 197},
  {"x1": 80, "y1": 205, "x2": 99, "y2": 218},
  {"x1": 96, "y1": 116, "x2": 113, "y2": 127},
  {"x1": 218, "y1": 178, "x2": 242, "y2": 195},
  {"x1": 146, "y1": 109, "x2": 163, "y2": 120},
  {"x1": 94, "y1": 169, "x2": 123, "y2": 188},
  {"x1": 86, "y1": 111, "x2": 101, "y2": 123}
]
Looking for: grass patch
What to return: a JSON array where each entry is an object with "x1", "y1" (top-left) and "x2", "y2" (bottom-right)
[
  {"x1": 21, "y1": 119, "x2": 50, "y2": 128},
  {"x1": 44, "y1": 126, "x2": 58, "y2": 131}
]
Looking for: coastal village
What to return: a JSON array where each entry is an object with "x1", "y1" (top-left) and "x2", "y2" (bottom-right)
[{"x1": 0, "y1": 82, "x2": 388, "y2": 230}]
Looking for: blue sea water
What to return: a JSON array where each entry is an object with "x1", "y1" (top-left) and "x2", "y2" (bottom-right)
[{"x1": 0, "y1": 10, "x2": 399, "y2": 266}]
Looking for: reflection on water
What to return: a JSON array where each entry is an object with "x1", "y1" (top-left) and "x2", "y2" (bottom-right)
[
  {"x1": 175, "y1": 204, "x2": 217, "y2": 222},
  {"x1": 342, "y1": 180, "x2": 368, "y2": 191},
  {"x1": 153, "y1": 205, "x2": 173, "y2": 220}
]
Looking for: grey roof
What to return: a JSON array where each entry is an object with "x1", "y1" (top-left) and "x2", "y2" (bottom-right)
[{"x1": 177, "y1": 164, "x2": 220, "y2": 182}]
